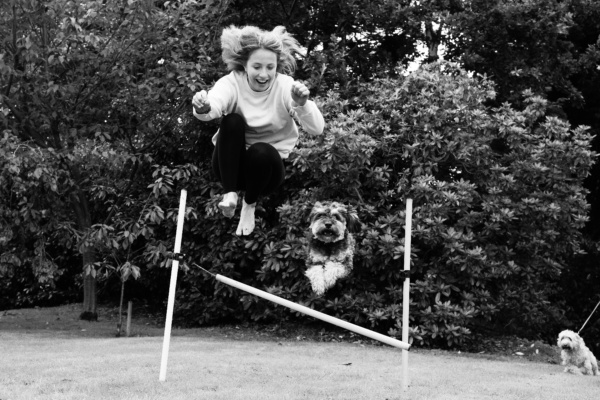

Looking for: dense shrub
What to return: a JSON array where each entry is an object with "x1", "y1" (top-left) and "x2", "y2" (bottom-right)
[
  {"x1": 158, "y1": 62, "x2": 596, "y2": 348},
  {"x1": 1, "y1": 1, "x2": 598, "y2": 351},
  {"x1": 2, "y1": 56, "x2": 595, "y2": 347}
]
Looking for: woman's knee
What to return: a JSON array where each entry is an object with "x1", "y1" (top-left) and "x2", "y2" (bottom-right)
[
  {"x1": 244, "y1": 143, "x2": 285, "y2": 199},
  {"x1": 220, "y1": 113, "x2": 245, "y2": 134},
  {"x1": 216, "y1": 114, "x2": 245, "y2": 150},
  {"x1": 245, "y1": 143, "x2": 285, "y2": 187},
  {"x1": 246, "y1": 142, "x2": 280, "y2": 162}
]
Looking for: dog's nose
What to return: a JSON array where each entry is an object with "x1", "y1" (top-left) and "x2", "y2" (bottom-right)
[{"x1": 325, "y1": 222, "x2": 332, "y2": 228}]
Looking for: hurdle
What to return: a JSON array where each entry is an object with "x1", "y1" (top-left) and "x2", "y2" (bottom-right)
[
  {"x1": 402, "y1": 198, "x2": 413, "y2": 390},
  {"x1": 159, "y1": 190, "x2": 413, "y2": 389},
  {"x1": 158, "y1": 189, "x2": 187, "y2": 382},
  {"x1": 199, "y1": 269, "x2": 410, "y2": 350}
]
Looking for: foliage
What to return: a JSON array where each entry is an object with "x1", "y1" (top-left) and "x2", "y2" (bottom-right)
[
  {"x1": 0, "y1": 0, "x2": 222, "y2": 312},
  {"x1": 229, "y1": 0, "x2": 421, "y2": 79},
  {"x1": 1, "y1": 0, "x2": 599, "y2": 352},
  {"x1": 0, "y1": 131, "x2": 76, "y2": 307},
  {"x1": 447, "y1": 0, "x2": 579, "y2": 106},
  {"x1": 443, "y1": 0, "x2": 600, "y2": 347},
  {"x1": 168, "y1": 62, "x2": 596, "y2": 348}
]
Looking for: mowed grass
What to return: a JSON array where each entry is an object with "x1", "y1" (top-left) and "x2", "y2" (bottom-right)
[{"x1": 1, "y1": 331, "x2": 599, "y2": 400}]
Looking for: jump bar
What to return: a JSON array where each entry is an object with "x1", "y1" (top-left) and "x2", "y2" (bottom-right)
[{"x1": 215, "y1": 274, "x2": 411, "y2": 351}]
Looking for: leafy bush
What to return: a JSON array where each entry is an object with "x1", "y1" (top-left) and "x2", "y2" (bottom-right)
[
  {"x1": 1, "y1": 13, "x2": 595, "y2": 350},
  {"x1": 162, "y1": 62, "x2": 596, "y2": 349},
  {"x1": 0, "y1": 0, "x2": 224, "y2": 314}
]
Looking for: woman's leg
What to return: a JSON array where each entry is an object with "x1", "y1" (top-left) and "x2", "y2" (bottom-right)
[
  {"x1": 236, "y1": 142, "x2": 285, "y2": 236},
  {"x1": 212, "y1": 114, "x2": 246, "y2": 217},
  {"x1": 243, "y1": 142, "x2": 285, "y2": 204}
]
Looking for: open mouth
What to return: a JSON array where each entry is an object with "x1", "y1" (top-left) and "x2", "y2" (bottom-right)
[{"x1": 318, "y1": 228, "x2": 337, "y2": 238}]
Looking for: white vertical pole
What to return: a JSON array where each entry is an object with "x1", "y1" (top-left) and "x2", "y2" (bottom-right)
[
  {"x1": 159, "y1": 189, "x2": 187, "y2": 382},
  {"x1": 402, "y1": 198, "x2": 413, "y2": 391}
]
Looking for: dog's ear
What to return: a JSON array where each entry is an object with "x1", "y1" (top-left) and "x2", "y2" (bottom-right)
[{"x1": 345, "y1": 206, "x2": 361, "y2": 233}]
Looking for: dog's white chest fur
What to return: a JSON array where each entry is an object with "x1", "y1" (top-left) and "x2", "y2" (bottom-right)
[{"x1": 306, "y1": 235, "x2": 355, "y2": 296}]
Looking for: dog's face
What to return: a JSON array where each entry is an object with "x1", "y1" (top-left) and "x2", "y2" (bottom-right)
[
  {"x1": 309, "y1": 201, "x2": 358, "y2": 244},
  {"x1": 557, "y1": 330, "x2": 581, "y2": 351}
]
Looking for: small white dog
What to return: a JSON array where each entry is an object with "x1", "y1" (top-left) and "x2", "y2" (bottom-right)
[
  {"x1": 557, "y1": 330, "x2": 598, "y2": 375},
  {"x1": 305, "y1": 201, "x2": 359, "y2": 296}
]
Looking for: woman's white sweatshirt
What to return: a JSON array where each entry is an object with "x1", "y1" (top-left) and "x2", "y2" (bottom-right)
[{"x1": 193, "y1": 70, "x2": 325, "y2": 159}]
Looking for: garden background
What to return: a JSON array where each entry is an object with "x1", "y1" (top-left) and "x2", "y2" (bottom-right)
[{"x1": 1, "y1": 0, "x2": 599, "y2": 352}]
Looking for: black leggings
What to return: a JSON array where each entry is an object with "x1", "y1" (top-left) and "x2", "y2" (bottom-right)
[{"x1": 212, "y1": 114, "x2": 285, "y2": 204}]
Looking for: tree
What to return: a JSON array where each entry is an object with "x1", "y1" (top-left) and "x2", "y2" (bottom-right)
[
  {"x1": 0, "y1": 0, "x2": 219, "y2": 318},
  {"x1": 447, "y1": 0, "x2": 579, "y2": 105},
  {"x1": 1, "y1": 0, "x2": 598, "y2": 351},
  {"x1": 444, "y1": 0, "x2": 600, "y2": 346}
]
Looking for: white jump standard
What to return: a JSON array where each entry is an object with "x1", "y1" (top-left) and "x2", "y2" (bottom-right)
[
  {"x1": 401, "y1": 198, "x2": 413, "y2": 391},
  {"x1": 159, "y1": 189, "x2": 188, "y2": 382}
]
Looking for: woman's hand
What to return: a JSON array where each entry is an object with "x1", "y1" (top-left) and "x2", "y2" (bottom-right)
[
  {"x1": 291, "y1": 81, "x2": 310, "y2": 107},
  {"x1": 192, "y1": 90, "x2": 211, "y2": 114}
]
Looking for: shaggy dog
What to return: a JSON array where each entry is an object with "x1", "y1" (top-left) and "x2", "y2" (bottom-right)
[
  {"x1": 305, "y1": 201, "x2": 359, "y2": 296},
  {"x1": 557, "y1": 330, "x2": 599, "y2": 375}
]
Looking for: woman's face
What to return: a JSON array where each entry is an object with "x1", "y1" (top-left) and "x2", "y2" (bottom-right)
[{"x1": 245, "y1": 48, "x2": 277, "y2": 92}]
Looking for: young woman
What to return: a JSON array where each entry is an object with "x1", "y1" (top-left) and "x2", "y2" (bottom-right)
[{"x1": 192, "y1": 25, "x2": 324, "y2": 236}]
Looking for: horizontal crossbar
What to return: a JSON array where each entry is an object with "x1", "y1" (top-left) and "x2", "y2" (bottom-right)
[{"x1": 215, "y1": 274, "x2": 411, "y2": 351}]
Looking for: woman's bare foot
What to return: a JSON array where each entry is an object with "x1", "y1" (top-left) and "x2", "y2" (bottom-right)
[
  {"x1": 235, "y1": 200, "x2": 256, "y2": 236},
  {"x1": 218, "y1": 192, "x2": 238, "y2": 218}
]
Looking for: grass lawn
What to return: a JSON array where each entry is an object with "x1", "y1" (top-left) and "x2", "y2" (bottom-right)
[{"x1": 1, "y1": 304, "x2": 599, "y2": 399}]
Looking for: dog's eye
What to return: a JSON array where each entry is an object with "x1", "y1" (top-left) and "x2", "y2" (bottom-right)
[{"x1": 332, "y1": 213, "x2": 344, "y2": 222}]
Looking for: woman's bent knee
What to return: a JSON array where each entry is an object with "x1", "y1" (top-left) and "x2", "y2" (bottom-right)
[
  {"x1": 220, "y1": 113, "x2": 245, "y2": 132},
  {"x1": 247, "y1": 142, "x2": 280, "y2": 161}
]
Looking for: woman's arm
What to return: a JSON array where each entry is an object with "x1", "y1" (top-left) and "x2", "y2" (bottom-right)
[
  {"x1": 289, "y1": 80, "x2": 325, "y2": 135},
  {"x1": 192, "y1": 75, "x2": 237, "y2": 121},
  {"x1": 292, "y1": 100, "x2": 325, "y2": 136}
]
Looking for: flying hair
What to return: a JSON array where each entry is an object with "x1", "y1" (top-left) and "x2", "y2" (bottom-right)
[{"x1": 220, "y1": 25, "x2": 304, "y2": 75}]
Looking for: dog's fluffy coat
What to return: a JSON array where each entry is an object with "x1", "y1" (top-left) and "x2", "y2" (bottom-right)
[
  {"x1": 557, "y1": 329, "x2": 598, "y2": 376},
  {"x1": 305, "y1": 201, "x2": 359, "y2": 296}
]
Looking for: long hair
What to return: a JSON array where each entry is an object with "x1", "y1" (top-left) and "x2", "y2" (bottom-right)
[{"x1": 220, "y1": 25, "x2": 303, "y2": 75}]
